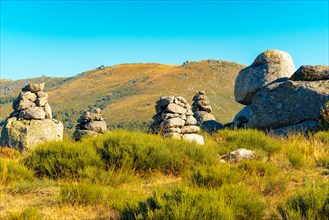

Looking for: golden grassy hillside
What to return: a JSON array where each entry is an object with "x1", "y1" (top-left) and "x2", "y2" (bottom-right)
[{"x1": 0, "y1": 60, "x2": 245, "y2": 134}]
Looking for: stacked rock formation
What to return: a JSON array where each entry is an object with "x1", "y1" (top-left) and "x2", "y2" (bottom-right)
[
  {"x1": 150, "y1": 96, "x2": 204, "y2": 145},
  {"x1": 192, "y1": 91, "x2": 223, "y2": 132},
  {"x1": 233, "y1": 49, "x2": 329, "y2": 135},
  {"x1": 73, "y1": 108, "x2": 107, "y2": 141},
  {"x1": 1, "y1": 83, "x2": 63, "y2": 151}
]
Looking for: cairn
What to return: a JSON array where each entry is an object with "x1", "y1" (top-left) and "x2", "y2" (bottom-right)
[
  {"x1": 11, "y1": 83, "x2": 52, "y2": 120},
  {"x1": 150, "y1": 96, "x2": 204, "y2": 145},
  {"x1": 73, "y1": 108, "x2": 107, "y2": 141},
  {"x1": 1, "y1": 83, "x2": 63, "y2": 151},
  {"x1": 192, "y1": 91, "x2": 223, "y2": 132}
]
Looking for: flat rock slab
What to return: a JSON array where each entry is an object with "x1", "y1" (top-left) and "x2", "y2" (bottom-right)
[
  {"x1": 1, "y1": 117, "x2": 63, "y2": 151},
  {"x1": 182, "y1": 134, "x2": 205, "y2": 145}
]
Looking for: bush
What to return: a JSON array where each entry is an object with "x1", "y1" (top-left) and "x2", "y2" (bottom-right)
[
  {"x1": 122, "y1": 187, "x2": 235, "y2": 220},
  {"x1": 24, "y1": 140, "x2": 103, "y2": 179},
  {"x1": 0, "y1": 158, "x2": 34, "y2": 184},
  {"x1": 278, "y1": 184, "x2": 329, "y2": 219},
  {"x1": 91, "y1": 130, "x2": 217, "y2": 175},
  {"x1": 190, "y1": 164, "x2": 241, "y2": 187},
  {"x1": 123, "y1": 184, "x2": 266, "y2": 220},
  {"x1": 60, "y1": 183, "x2": 105, "y2": 205},
  {"x1": 215, "y1": 129, "x2": 281, "y2": 155},
  {"x1": 238, "y1": 160, "x2": 280, "y2": 177}
]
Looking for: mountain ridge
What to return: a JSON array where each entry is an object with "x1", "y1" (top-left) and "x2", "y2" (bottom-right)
[{"x1": 0, "y1": 60, "x2": 245, "y2": 134}]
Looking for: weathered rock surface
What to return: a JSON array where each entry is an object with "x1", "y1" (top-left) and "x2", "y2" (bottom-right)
[
  {"x1": 19, "y1": 107, "x2": 46, "y2": 120},
  {"x1": 73, "y1": 108, "x2": 107, "y2": 141},
  {"x1": 150, "y1": 96, "x2": 204, "y2": 144},
  {"x1": 1, "y1": 117, "x2": 63, "y2": 151},
  {"x1": 290, "y1": 65, "x2": 329, "y2": 81},
  {"x1": 248, "y1": 80, "x2": 329, "y2": 129},
  {"x1": 232, "y1": 105, "x2": 250, "y2": 128},
  {"x1": 1, "y1": 83, "x2": 63, "y2": 150},
  {"x1": 235, "y1": 50, "x2": 296, "y2": 105},
  {"x1": 268, "y1": 121, "x2": 322, "y2": 137},
  {"x1": 200, "y1": 120, "x2": 223, "y2": 132},
  {"x1": 221, "y1": 148, "x2": 256, "y2": 163}
]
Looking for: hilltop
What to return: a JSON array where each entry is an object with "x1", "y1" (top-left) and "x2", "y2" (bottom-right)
[{"x1": 0, "y1": 60, "x2": 245, "y2": 134}]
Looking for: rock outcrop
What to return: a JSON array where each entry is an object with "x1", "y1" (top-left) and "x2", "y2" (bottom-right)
[
  {"x1": 248, "y1": 80, "x2": 329, "y2": 130},
  {"x1": 1, "y1": 83, "x2": 63, "y2": 151},
  {"x1": 234, "y1": 49, "x2": 296, "y2": 105},
  {"x1": 232, "y1": 49, "x2": 329, "y2": 135},
  {"x1": 150, "y1": 96, "x2": 204, "y2": 145},
  {"x1": 192, "y1": 91, "x2": 223, "y2": 132},
  {"x1": 73, "y1": 108, "x2": 107, "y2": 141}
]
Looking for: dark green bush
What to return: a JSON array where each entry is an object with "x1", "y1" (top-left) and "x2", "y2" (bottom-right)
[
  {"x1": 24, "y1": 140, "x2": 103, "y2": 179},
  {"x1": 191, "y1": 164, "x2": 241, "y2": 187},
  {"x1": 122, "y1": 187, "x2": 235, "y2": 220},
  {"x1": 278, "y1": 184, "x2": 329, "y2": 219},
  {"x1": 91, "y1": 130, "x2": 217, "y2": 175},
  {"x1": 215, "y1": 129, "x2": 281, "y2": 155},
  {"x1": 0, "y1": 158, "x2": 34, "y2": 184},
  {"x1": 60, "y1": 183, "x2": 105, "y2": 205}
]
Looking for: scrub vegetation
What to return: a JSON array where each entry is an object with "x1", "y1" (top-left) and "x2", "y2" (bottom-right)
[{"x1": 1, "y1": 129, "x2": 329, "y2": 219}]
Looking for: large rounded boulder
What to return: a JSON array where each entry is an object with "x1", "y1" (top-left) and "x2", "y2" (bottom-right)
[{"x1": 234, "y1": 50, "x2": 296, "y2": 105}]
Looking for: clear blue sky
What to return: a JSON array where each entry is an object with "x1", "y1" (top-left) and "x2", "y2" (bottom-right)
[{"x1": 1, "y1": 0, "x2": 328, "y2": 80}]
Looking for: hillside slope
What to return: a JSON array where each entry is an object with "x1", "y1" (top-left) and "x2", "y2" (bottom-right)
[{"x1": 0, "y1": 60, "x2": 245, "y2": 134}]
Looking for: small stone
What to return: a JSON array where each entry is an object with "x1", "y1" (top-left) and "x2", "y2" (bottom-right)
[
  {"x1": 193, "y1": 94, "x2": 208, "y2": 101},
  {"x1": 185, "y1": 116, "x2": 197, "y2": 125},
  {"x1": 166, "y1": 103, "x2": 187, "y2": 114},
  {"x1": 163, "y1": 127, "x2": 181, "y2": 133},
  {"x1": 73, "y1": 129, "x2": 98, "y2": 141},
  {"x1": 22, "y1": 83, "x2": 45, "y2": 93},
  {"x1": 182, "y1": 134, "x2": 205, "y2": 145},
  {"x1": 19, "y1": 91, "x2": 37, "y2": 101},
  {"x1": 36, "y1": 91, "x2": 48, "y2": 98},
  {"x1": 14, "y1": 99, "x2": 36, "y2": 111},
  {"x1": 84, "y1": 121, "x2": 107, "y2": 133},
  {"x1": 161, "y1": 117, "x2": 185, "y2": 128},
  {"x1": 161, "y1": 113, "x2": 179, "y2": 120},
  {"x1": 44, "y1": 103, "x2": 52, "y2": 119},
  {"x1": 36, "y1": 97, "x2": 48, "y2": 107},
  {"x1": 19, "y1": 107, "x2": 46, "y2": 120},
  {"x1": 94, "y1": 108, "x2": 102, "y2": 113},
  {"x1": 181, "y1": 126, "x2": 200, "y2": 134}
]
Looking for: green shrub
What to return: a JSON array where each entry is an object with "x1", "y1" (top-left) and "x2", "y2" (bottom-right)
[
  {"x1": 286, "y1": 149, "x2": 305, "y2": 168},
  {"x1": 190, "y1": 164, "x2": 241, "y2": 187},
  {"x1": 0, "y1": 158, "x2": 34, "y2": 184},
  {"x1": 123, "y1": 184, "x2": 266, "y2": 220},
  {"x1": 122, "y1": 187, "x2": 235, "y2": 220},
  {"x1": 278, "y1": 184, "x2": 329, "y2": 219},
  {"x1": 24, "y1": 140, "x2": 103, "y2": 179},
  {"x1": 8, "y1": 207, "x2": 42, "y2": 220},
  {"x1": 221, "y1": 184, "x2": 267, "y2": 220},
  {"x1": 215, "y1": 129, "x2": 281, "y2": 155},
  {"x1": 91, "y1": 130, "x2": 216, "y2": 175},
  {"x1": 238, "y1": 160, "x2": 280, "y2": 177},
  {"x1": 60, "y1": 183, "x2": 105, "y2": 205}
]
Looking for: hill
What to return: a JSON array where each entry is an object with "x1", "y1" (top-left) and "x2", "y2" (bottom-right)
[{"x1": 0, "y1": 60, "x2": 245, "y2": 134}]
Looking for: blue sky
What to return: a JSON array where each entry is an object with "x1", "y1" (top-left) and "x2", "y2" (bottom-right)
[{"x1": 1, "y1": 0, "x2": 328, "y2": 80}]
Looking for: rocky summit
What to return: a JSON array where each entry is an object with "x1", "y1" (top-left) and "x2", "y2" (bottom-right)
[
  {"x1": 73, "y1": 108, "x2": 107, "y2": 141},
  {"x1": 232, "y1": 50, "x2": 329, "y2": 136},
  {"x1": 1, "y1": 83, "x2": 63, "y2": 151},
  {"x1": 234, "y1": 49, "x2": 296, "y2": 105},
  {"x1": 150, "y1": 96, "x2": 204, "y2": 145}
]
